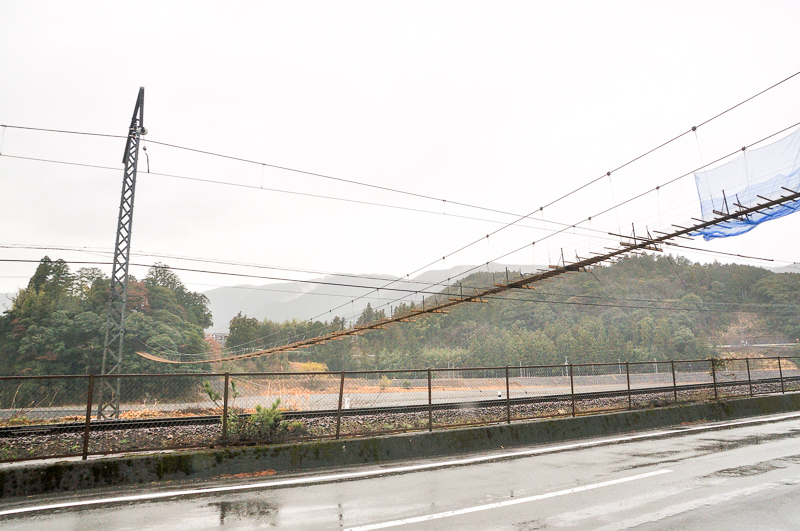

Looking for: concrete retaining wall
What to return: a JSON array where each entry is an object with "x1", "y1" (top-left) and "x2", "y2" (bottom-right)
[{"x1": 3, "y1": 392, "x2": 799, "y2": 499}]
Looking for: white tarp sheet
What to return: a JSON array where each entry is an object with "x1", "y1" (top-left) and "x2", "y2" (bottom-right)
[{"x1": 692, "y1": 127, "x2": 800, "y2": 240}]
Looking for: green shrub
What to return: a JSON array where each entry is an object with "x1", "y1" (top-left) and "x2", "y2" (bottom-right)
[
  {"x1": 202, "y1": 381, "x2": 221, "y2": 407},
  {"x1": 248, "y1": 400, "x2": 283, "y2": 435},
  {"x1": 229, "y1": 398, "x2": 307, "y2": 441}
]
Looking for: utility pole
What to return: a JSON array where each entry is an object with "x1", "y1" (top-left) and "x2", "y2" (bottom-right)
[{"x1": 97, "y1": 87, "x2": 146, "y2": 419}]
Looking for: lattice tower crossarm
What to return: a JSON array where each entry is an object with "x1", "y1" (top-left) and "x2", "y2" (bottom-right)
[{"x1": 98, "y1": 87, "x2": 146, "y2": 419}]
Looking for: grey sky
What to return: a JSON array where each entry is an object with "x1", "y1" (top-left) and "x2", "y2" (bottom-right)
[{"x1": 1, "y1": 1, "x2": 799, "y2": 322}]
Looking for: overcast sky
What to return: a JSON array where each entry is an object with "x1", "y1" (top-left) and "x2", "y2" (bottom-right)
[{"x1": 1, "y1": 1, "x2": 799, "y2": 321}]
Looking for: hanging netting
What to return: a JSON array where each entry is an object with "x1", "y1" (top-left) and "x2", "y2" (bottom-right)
[{"x1": 692, "y1": 127, "x2": 800, "y2": 241}]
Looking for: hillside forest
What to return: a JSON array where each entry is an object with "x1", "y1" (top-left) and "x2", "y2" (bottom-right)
[
  {"x1": 226, "y1": 254, "x2": 800, "y2": 372},
  {"x1": 2, "y1": 254, "x2": 799, "y2": 376},
  {"x1": 0, "y1": 257, "x2": 212, "y2": 375}
]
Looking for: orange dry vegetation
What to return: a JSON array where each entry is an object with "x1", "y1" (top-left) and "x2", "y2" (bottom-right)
[
  {"x1": 718, "y1": 352, "x2": 798, "y2": 370},
  {"x1": 219, "y1": 469, "x2": 277, "y2": 479}
]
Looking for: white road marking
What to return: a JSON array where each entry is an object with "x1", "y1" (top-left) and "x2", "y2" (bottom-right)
[
  {"x1": 344, "y1": 470, "x2": 673, "y2": 531},
  {"x1": 1, "y1": 411, "x2": 799, "y2": 517}
]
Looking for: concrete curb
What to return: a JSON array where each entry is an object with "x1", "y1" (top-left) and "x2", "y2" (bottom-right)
[{"x1": 2, "y1": 392, "x2": 799, "y2": 498}]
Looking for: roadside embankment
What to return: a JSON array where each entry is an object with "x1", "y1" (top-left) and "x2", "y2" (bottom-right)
[{"x1": 2, "y1": 392, "x2": 799, "y2": 498}]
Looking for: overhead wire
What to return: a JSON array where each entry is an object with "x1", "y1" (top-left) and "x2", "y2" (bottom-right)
[
  {"x1": 0, "y1": 127, "x2": 555, "y2": 223},
  {"x1": 1, "y1": 250, "x2": 790, "y2": 310},
  {"x1": 7, "y1": 156, "x2": 780, "y2": 281},
  {"x1": 361, "y1": 120, "x2": 800, "y2": 321},
  {"x1": 4, "y1": 255, "x2": 795, "y2": 312},
  {"x1": 0, "y1": 244, "x2": 452, "y2": 287},
  {"x1": 3, "y1": 71, "x2": 800, "y2": 356},
  {"x1": 295, "y1": 97, "x2": 800, "y2": 324},
  {"x1": 0, "y1": 153, "x2": 616, "y2": 240},
  {"x1": 4, "y1": 68, "x2": 799, "y2": 233},
  {"x1": 2, "y1": 68, "x2": 799, "y2": 282},
  {"x1": 1, "y1": 78, "x2": 796, "y2": 297}
]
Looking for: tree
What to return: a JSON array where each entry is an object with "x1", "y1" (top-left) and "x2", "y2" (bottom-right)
[
  {"x1": 0, "y1": 257, "x2": 213, "y2": 376},
  {"x1": 227, "y1": 313, "x2": 261, "y2": 350}
]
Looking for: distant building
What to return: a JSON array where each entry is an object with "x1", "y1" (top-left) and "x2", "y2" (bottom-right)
[{"x1": 207, "y1": 332, "x2": 229, "y2": 347}]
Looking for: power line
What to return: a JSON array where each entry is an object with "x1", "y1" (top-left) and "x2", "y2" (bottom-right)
[
  {"x1": 0, "y1": 244, "x2": 451, "y2": 288},
  {"x1": 151, "y1": 187, "x2": 800, "y2": 363},
  {"x1": 5, "y1": 68, "x2": 799, "y2": 227},
  {"x1": 188, "y1": 279, "x2": 800, "y2": 310},
  {"x1": 3, "y1": 253, "x2": 793, "y2": 311},
  {"x1": 3, "y1": 68, "x2": 800, "y2": 266},
  {"x1": 0, "y1": 259, "x2": 461, "y2": 297},
  {"x1": 308, "y1": 120, "x2": 800, "y2": 323},
  {"x1": 0, "y1": 127, "x2": 543, "y2": 223},
  {"x1": 0, "y1": 153, "x2": 608, "y2": 238},
  {"x1": 6, "y1": 250, "x2": 797, "y2": 357},
  {"x1": 5, "y1": 71, "x2": 800, "y2": 349},
  {"x1": 17, "y1": 152, "x2": 777, "y2": 273},
  {"x1": 0, "y1": 125, "x2": 126, "y2": 140},
  {"x1": 6, "y1": 246, "x2": 796, "y2": 353},
  {"x1": 7, "y1": 128, "x2": 794, "y2": 324},
  {"x1": 0, "y1": 230, "x2": 784, "y2": 298}
]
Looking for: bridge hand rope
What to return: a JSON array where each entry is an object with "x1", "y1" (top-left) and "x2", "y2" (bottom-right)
[
  {"x1": 137, "y1": 185, "x2": 800, "y2": 364},
  {"x1": 351, "y1": 120, "x2": 800, "y2": 330}
]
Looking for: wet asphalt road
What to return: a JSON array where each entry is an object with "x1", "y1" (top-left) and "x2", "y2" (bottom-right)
[{"x1": 3, "y1": 413, "x2": 800, "y2": 529}]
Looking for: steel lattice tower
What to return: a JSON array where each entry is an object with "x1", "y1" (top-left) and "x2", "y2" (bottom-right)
[{"x1": 97, "y1": 87, "x2": 146, "y2": 419}]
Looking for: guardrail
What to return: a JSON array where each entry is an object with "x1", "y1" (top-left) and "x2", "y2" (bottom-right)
[{"x1": 1, "y1": 356, "x2": 798, "y2": 463}]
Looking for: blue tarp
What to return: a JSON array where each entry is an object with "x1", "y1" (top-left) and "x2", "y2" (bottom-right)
[{"x1": 692, "y1": 127, "x2": 800, "y2": 241}]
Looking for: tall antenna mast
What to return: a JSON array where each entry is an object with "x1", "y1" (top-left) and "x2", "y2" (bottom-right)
[{"x1": 97, "y1": 87, "x2": 146, "y2": 419}]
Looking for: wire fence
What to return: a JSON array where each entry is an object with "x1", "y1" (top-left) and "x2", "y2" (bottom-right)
[{"x1": 1, "y1": 355, "x2": 799, "y2": 463}]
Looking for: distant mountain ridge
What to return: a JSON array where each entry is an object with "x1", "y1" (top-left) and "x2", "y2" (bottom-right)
[
  {"x1": 203, "y1": 263, "x2": 533, "y2": 332},
  {"x1": 769, "y1": 263, "x2": 800, "y2": 274}
]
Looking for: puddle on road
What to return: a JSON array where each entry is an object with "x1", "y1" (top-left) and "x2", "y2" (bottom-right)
[{"x1": 206, "y1": 499, "x2": 280, "y2": 527}]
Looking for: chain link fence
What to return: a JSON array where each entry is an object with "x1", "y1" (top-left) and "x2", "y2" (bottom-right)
[
  {"x1": 783, "y1": 357, "x2": 800, "y2": 393},
  {"x1": 572, "y1": 362, "x2": 630, "y2": 415},
  {"x1": 0, "y1": 375, "x2": 90, "y2": 461},
  {"x1": 509, "y1": 364, "x2": 573, "y2": 421},
  {"x1": 2, "y1": 355, "x2": 798, "y2": 463}
]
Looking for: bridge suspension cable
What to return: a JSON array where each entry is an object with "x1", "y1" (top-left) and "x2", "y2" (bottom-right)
[{"x1": 137, "y1": 183, "x2": 800, "y2": 364}]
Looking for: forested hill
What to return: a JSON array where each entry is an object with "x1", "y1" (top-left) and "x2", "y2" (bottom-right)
[
  {"x1": 226, "y1": 254, "x2": 800, "y2": 372},
  {"x1": 2, "y1": 254, "x2": 799, "y2": 376},
  {"x1": 0, "y1": 257, "x2": 213, "y2": 376},
  {"x1": 202, "y1": 263, "x2": 531, "y2": 331}
]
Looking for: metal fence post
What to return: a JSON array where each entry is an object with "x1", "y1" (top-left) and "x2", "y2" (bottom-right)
[
  {"x1": 569, "y1": 363, "x2": 576, "y2": 417},
  {"x1": 335, "y1": 371, "x2": 345, "y2": 439},
  {"x1": 625, "y1": 362, "x2": 631, "y2": 410},
  {"x1": 711, "y1": 359, "x2": 718, "y2": 400},
  {"x1": 82, "y1": 375, "x2": 95, "y2": 461},
  {"x1": 671, "y1": 360, "x2": 678, "y2": 404},
  {"x1": 746, "y1": 358, "x2": 753, "y2": 397},
  {"x1": 505, "y1": 367, "x2": 511, "y2": 424},
  {"x1": 427, "y1": 369, "x2": 433, "y2": 432},
  {"x1": 778, "y1": 357, "x2": 785, "y2": 394},
  {"x1": 221, "y1": 373, "x2": 230, "y2": 440}
]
